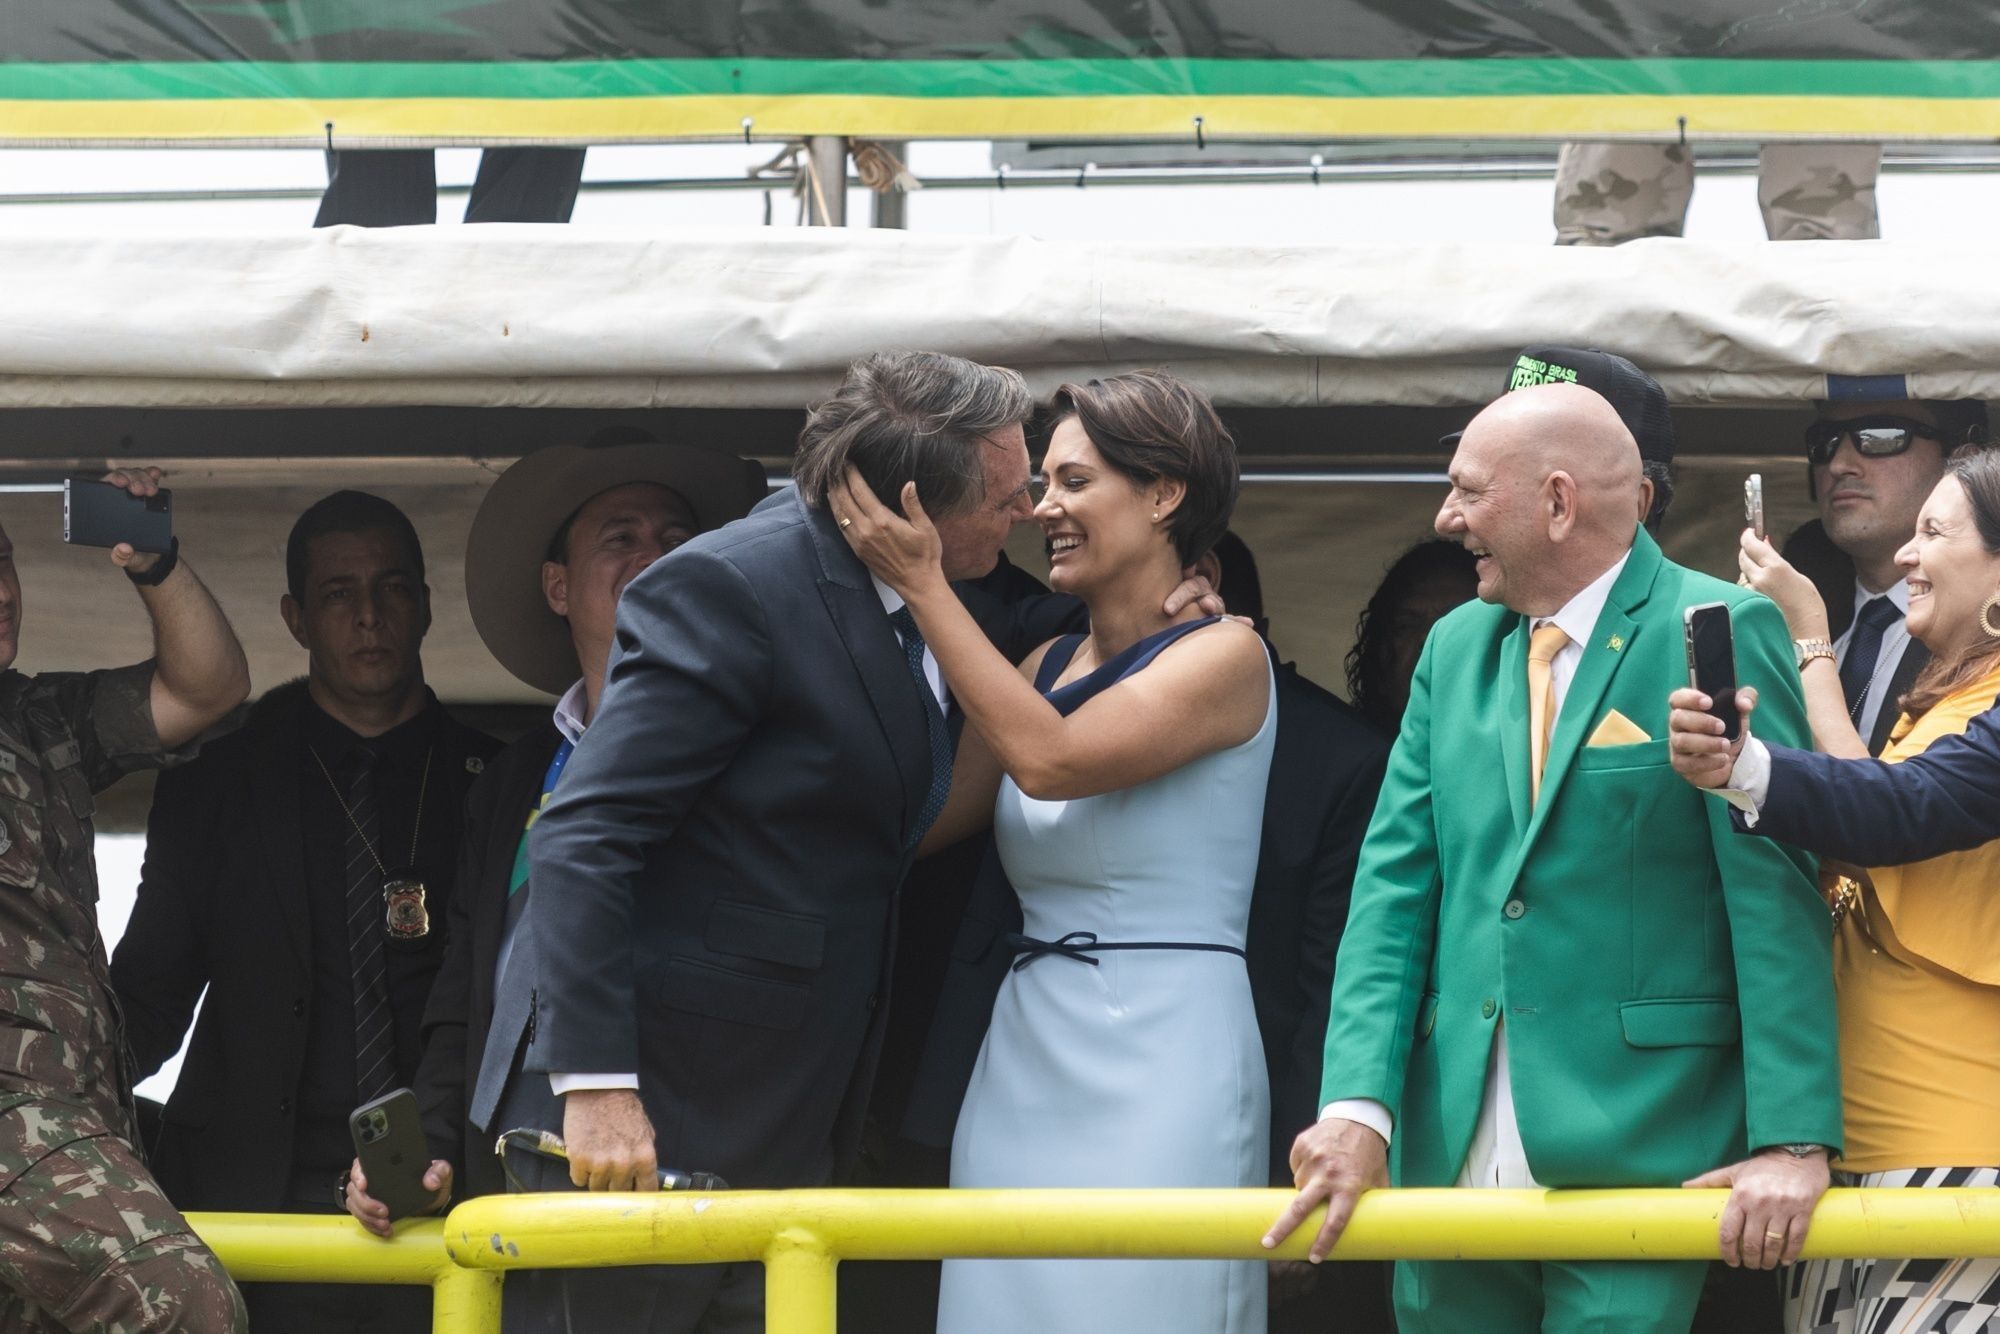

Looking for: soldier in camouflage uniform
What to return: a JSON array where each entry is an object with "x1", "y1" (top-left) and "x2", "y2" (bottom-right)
[
  {"x1": 0, "y1": 467, "x2": 252, "y2": 1333},
  {"x1": 1554, "y1": 141, "x2": 1882, "y2": 243}
]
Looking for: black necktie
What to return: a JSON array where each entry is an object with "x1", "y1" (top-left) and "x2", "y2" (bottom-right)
[
  {"x1": 339, "y1": 747, "x2": 397, "y2": 1105},
  {"x1": 889, "y1": 606, "x2": 952, "y2": 848},
  {"x1": 1839, "y1": 596, "x2": 1902, "y2": 723}
]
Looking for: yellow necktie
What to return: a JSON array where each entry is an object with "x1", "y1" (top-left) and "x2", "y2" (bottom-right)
[{"x1": 1528, "y1": 622, "x2": 1571, "y2": 804}]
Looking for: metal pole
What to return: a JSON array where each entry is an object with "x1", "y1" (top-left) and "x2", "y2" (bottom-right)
[
  {"x1": 805, "y1": 137, "x2": 848, "y2": 226},
  {"x1": 764, "y1": 1232, "x2": 839, "y2": 1334},
  {"x1": 431, "y1": 1269, "x2": 505, "y2": 1334},
  {"x1": 870, "y1": 141, "x2": 908, "y2": 229}
]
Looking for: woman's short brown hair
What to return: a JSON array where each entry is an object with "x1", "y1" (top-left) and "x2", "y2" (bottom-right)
[{"x1": 1049, "y1": 371, "x2": 1239, "y2": 565}]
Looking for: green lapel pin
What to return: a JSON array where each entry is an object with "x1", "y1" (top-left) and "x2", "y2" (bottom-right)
[{"x1": 1606, "y1": 634, "x2": 1625, "y2": 652}]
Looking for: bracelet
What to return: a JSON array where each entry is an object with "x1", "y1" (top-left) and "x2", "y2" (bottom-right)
[
  {"x1": 1793, "y1": 636, "x2": 1835, "y2": 671},
  {"x1": 124, "y1": 536, "x2": 179, "y2": 588},
  {"x1": 334, "y1": 1166, "x2": 352, "y2": 1210}
]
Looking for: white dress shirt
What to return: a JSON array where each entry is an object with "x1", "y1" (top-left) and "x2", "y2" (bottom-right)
[
  {"x1": 1322, "y1": 550, "x2": 1632, "y2": 1192},
  {"x1": 1722, "y1": 578, "x2": 1912, "y2": 825},
  {"x1": 873, "y1": 574, "x2": 947, "y2": 709}
]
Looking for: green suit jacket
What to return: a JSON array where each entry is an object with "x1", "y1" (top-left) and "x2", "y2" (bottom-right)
[{"x1": 1321, "y1": 529, "x2": 1842, "y2": 1187}]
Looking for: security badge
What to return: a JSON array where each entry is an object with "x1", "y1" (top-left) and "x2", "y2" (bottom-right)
[{"x1": 382, "y1": 868, "x2": 431, "y2": 940}]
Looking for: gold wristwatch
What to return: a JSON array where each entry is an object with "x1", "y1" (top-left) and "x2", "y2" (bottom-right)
[{"x1": 1794, "y1": 637, "x2": 1835, "y2": 670}]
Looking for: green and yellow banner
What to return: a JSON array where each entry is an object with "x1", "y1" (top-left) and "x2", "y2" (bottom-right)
[{"x1": 5, "y1": 1, "x2": 1997, "y2": 146}]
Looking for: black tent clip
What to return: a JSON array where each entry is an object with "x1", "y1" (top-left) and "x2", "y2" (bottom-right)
[{"x1": 1193, "y1": 115, "x2": 1206, "y2": 150}]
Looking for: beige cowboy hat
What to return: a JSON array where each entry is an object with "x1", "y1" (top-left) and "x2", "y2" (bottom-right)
[{"x1": 466, "y1": 428, "x2": 768, "y2": 695}]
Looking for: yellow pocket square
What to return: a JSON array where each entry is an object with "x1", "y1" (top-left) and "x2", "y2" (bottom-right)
[{"x1": 1587, "y1": 710, "x2": 1652, "y2": 746}]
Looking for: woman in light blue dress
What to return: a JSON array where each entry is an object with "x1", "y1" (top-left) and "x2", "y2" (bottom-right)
[{"x1": 831, "y1": 370, "x2": 1275, "y2": 1334}]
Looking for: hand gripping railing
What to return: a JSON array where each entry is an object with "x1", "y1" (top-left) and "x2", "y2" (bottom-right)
[{"x1": 192, "y1": 1187, "x2": 2000, "y2": 1334}]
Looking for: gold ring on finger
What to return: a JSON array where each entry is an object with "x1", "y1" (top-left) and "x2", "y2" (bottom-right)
[
  {"x1": 839, "y1": 517, "x2": 852, "y2": 529},
  {"x1": 1764, "y1": 1229, "x2": 1785, "y2": 1243}
]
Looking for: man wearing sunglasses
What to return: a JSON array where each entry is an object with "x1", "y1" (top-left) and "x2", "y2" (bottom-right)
[{"x1": 1792, "y1": 399, "x2": 1989, "y2": 754}]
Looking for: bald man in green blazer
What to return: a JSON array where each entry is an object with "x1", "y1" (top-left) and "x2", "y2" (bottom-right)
[{"x1": 1267, "y1": 384, "x2": 1841, "y2": 1333}]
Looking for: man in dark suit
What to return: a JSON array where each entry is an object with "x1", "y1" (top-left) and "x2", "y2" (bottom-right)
[
  {"x1": 339, "y1": 432, "x2": 768, "y2": 1231},
  {"x1": 485, "y1": 351, "x2": 1046, "y2": 1333},
  {"x1": 1784, "y1": 396, "x2": 1987, "y2": 755},
  {"x1": 110, "y1": 491, "x2": 501, "y2": 1334}
]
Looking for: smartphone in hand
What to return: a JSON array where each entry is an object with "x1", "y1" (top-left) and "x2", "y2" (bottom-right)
[
  {"x1": 349, "y1": 1088, "x2": 433, "y2": 1220},
  {"x1": 63, "y1": 479, "x2": 173, "y2": 554},
  {"x1": 1744, "y1": 473, "x2": 1765, "y2": 540},
  {"x1": 1684, "y1": 602, "x2": 1741, "y2": 741}
]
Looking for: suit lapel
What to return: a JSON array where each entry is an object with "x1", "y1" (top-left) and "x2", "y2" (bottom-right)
[
  {"x1": 802, "y1": 493, "x2": 930, "y2": 846},
  {"x1": 1496, "y1": 620, "x2": 1531, "y2": 839},
  {"x1": 1871, "y1": 638, "x2": 1929, "y2": 755},
  {"x1": 252, "y1": 695, "x2": 311, "y2": 970},
  {"x1": 474, "y1": 730, "x2": 556, "y2": 1033},
  {"x1": 1516, "y1": 530, "x2": 1662, "y2": 861}
]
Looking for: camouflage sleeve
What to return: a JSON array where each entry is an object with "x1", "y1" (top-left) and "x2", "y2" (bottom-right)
[{"x1": 35, "y1": 662, "x2": 199, "y2": 796}]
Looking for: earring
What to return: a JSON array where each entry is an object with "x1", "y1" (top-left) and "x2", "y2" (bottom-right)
[
  {"x1": 1151, "y1": 511, "x2": 1160, "y2": 522},
  {"x1": 1983, "y1": 590, "x2": 2000, "y2": 639}
]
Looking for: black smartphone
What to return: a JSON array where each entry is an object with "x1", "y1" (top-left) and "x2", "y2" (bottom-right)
[
  {"x1": 1684, "y1": 602, "x2": 1741, "y2": 741},
  {"x1": 348, "y1": 1088, "x2": 434, "y2": 1220},
  {"x1": 63, "y1": 479, "x2": 173, "y2": 554}
]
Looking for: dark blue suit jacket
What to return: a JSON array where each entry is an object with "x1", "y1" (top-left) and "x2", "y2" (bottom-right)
[
  {"x1": 1747, "y1": 707, "x2": 2000, "y2": 863},
  {"x1": 510, "y1": 487, "x2": 941, "y2": 1191}
]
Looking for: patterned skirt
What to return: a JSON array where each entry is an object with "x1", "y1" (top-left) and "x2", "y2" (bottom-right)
[{"x1": 1786, "y1": 1166, "x2": 2000, "y2": 1334}]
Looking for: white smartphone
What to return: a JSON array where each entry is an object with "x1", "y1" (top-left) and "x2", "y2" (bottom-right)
[{"x1": 1744, "y1": 473, "x2": 1765, "y2": 540}]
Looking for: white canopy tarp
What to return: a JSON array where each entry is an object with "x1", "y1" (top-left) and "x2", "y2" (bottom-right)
[{"x1": 0, "y1": 227, "x2": 1987, "y2": 410}]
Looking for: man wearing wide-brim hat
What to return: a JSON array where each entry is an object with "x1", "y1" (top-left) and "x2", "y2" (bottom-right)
[{"x1": 341, "y1": 427, "x2": 765, "y2": 1233}]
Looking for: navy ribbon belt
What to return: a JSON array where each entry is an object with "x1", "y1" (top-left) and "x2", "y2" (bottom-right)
[{"x1": 1002, "y1": 930, "x2": 1247, "y2": 972}]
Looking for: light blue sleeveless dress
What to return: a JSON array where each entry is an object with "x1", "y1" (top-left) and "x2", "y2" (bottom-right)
[{"x1": 938, "y1": 617, "x2": 1275, "y2": 1334}]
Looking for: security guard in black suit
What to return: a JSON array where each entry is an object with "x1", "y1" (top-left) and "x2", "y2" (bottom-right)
[{"x1": 112, "y1": 492, "x2": 500, "y2": 1334}]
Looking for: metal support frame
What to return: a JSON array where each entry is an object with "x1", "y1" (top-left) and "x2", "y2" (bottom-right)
[
  {"x1": 869, "y1": 140, "x2": 908, "y2": 228},
  {"x1": 805, "y1": 136, "x2": 848, "y2": 225}
]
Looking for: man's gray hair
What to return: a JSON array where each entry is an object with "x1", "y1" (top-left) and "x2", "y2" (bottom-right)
[{"x1": 793, "y1": 351, "x2": 1034, "y2": 516}]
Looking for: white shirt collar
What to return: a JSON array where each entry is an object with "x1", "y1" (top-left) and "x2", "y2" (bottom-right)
[
  {"x1": 870, "y1": 574, "x2": 906, "y2": 617},
  {"x1": 1537, "y1": 548, "x2": 1632, "y2": 647},
  {"x1": 552, "y1": 679, "x2": 589, "y2": 746},
  {"x1": 1853, "y1": 577, "x2": 1911, "y2": 615}
]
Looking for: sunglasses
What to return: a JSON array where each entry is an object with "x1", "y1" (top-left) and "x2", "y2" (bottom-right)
[{"x1": 1804, "y1": 415, "x2": 1943, "y2": 468}]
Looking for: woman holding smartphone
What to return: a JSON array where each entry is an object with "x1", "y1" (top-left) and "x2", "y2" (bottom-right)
[{"x1": 1672, "y1": 445, "x2": 2000, "y2": 1334}]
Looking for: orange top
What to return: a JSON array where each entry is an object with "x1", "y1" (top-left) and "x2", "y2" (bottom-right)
[{"x1": 1833, "y1": 660, "x2": 2000, "y2": 1172}]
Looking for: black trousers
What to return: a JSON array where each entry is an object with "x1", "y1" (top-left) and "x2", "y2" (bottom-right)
[
  {"x1": 315, "y1": 148, "x2": 587, "y2": 227},
  {"x1": 838, "y1": 1132, "x2": 950, "y2": 1332}
]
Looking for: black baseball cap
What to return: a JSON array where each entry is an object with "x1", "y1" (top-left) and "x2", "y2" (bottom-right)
[{"x1": 1441, "y1": 346, "x2": 1676, "y2": 465}]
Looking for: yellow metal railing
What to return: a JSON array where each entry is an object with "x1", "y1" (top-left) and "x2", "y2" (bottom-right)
[
  {"x1": 192, "y1": 1187, "x2": 2000, "y2": 1334},
  {"x1": 189, "y1": 1214, "x2": 500, "y2": 1334}
]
